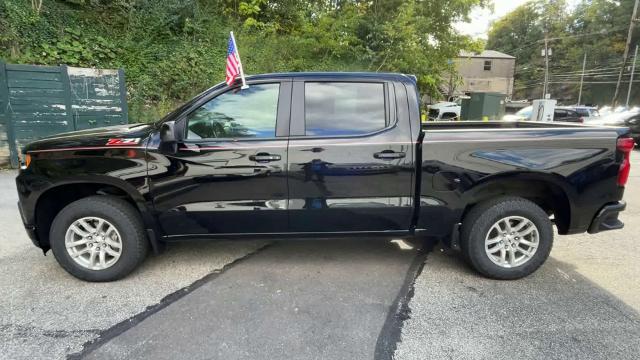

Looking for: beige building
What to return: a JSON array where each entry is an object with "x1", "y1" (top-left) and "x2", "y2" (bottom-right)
[{"x1": 451, "y1": 50, "x2": 516, "y2": 98}]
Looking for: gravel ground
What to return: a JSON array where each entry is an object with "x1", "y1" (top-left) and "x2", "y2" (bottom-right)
[
  {"x1": 0, "y1": 171, "x2": 264, "y2": 359},
  {"x1": 394, "y1": 150, "x2": 640, "y2": 360}
]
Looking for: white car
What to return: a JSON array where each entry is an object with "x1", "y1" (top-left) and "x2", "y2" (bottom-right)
[
  {"x1": 503, "y1": 106, "x2": 532, "y2": 121},
  {"x1": 428, "y1": 101, "x2": 461, "y2": 121}
]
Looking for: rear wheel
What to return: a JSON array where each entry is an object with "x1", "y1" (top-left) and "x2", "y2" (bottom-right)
[
  {"x1": 50, "y1": 196, "x2": 148, "y2": 282},
  {"x1": 460, "y1": 197, "x2": 553, "y2": 280}
]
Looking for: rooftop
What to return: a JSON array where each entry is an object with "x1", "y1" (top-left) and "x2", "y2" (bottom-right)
[
  {"x1": 245, "y1": 72, "x2": 417, "y2": 83},
  {"x1": 458, "y1": 50, "x2": 515, "y2": 59}
]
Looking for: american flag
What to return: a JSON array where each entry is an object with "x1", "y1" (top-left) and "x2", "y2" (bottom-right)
[{"x1": 225, "y1": 36, "x2": 241, "y2": 86}]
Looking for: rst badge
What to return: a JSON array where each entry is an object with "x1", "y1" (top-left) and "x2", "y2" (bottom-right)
[{"x1": 106, "y1": 138, "x2": 141, "y2": 146}]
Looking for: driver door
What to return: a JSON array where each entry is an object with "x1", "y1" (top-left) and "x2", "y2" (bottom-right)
[{"x1": 148, "y1": 81, "x2": 291, "y2": 237}]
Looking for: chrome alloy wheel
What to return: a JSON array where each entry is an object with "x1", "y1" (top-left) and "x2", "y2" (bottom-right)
[
  {"x1": 485, "y1": 216, "x2": 539, "y2": 268},
  {"x1": 65, "y1": 217, "x2": 122, "y2": 270}
]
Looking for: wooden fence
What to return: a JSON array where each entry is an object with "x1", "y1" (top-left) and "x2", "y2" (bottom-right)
[{"x1": 0, "y1": 62, "x2": 128, "y2": 167}]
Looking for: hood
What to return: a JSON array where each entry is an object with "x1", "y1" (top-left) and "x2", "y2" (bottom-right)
[{"x1": 24, "y1": 123, "x2": 156, "y2": 153}]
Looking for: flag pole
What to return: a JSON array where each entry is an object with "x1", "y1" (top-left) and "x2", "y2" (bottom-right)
[{"x1": 230, "y1": 31, "x2": 249, "y2": 89}]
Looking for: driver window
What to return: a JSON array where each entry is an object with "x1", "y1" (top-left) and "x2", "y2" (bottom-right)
[{"x1": 187, "y1": 83, "x2": 280, "y2": 139}]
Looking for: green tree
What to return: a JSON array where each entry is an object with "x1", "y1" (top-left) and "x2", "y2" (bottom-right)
[
  {"x1": 1, "y1": 0, "x2": 487, "y2": 121},
  {"x1": 487, "y1": 0, "x2": 639, "y2": 105}
]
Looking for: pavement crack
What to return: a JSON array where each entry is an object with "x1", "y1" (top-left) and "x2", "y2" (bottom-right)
[
  {"x1": 373, "y1": 237, "x2": 438, "y2": 360},
  {"x1": 67, "y1": 242, "x2": 272, "y2": 360},
  {"x1": 1, "y1": 323, "x2": 101, "y2": 339}
]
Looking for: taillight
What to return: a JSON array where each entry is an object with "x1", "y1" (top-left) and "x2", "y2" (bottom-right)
[
  {"x1": 579, "y1": 117, "x2": 584, "y2": 123},
  {"x1": 617, "y1": 137, "x2": 635, "y2": 187}
]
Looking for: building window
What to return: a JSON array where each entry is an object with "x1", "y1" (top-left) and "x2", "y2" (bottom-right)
[{"x1": 484, "y1": 60, "x2": 492, "y2": 71}]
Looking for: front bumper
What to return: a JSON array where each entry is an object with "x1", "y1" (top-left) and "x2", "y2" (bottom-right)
[
  {"x1": 588, "y1": 201, "x2": 626, "y2": 234},
  {"x1": 18, "y1": 200, "x2": 40, "y2": 247}
]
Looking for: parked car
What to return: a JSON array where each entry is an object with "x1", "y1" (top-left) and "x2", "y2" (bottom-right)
[
  {"x1": 599, "y1": 106, "x2": 636, "y2": 117},
  {"x1": 587, "y1": 110, "x2": 640, "y2": 145},
  {"x1": 553, "y1": 107, "x2": 584, "y2": 123},
  {"x1": 567, "y1": 106, "x2": 599, "y2": 119},
  {"x1": 427, "y1": 98, "x2": 464, "y2": 121},
  {"x1": 16, "y1": 72, "x2": 632, "y2": 282},
  {"x1": 502, "y1": 105, "x2": 532, "y2": 121},
  {"x1": 503, "y1": 105, "x2": 584, "y2": 123}
]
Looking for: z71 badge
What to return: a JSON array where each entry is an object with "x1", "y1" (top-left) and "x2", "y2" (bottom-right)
[{"x1": 106, "y1": 138, "x2": 141, "y2": 146}]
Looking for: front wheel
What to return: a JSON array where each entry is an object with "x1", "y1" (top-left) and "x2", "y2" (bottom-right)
[
  {"x1": 460, "y1": 197, "x2": 553, "y2": 280},
  {"x1": 50, "y1": 196, "x2": 149, "y2": 282}
]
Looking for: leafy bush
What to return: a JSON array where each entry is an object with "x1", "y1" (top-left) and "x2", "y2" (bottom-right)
[{"x1": 1, "y1": 0, "x2": 485, "y2": 122}]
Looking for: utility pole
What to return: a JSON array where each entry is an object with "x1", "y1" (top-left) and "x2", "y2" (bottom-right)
[
  {"x1": 578, "y1": 52, "x2": 587, "y2": 105},
  {"x1": 613, "y1": 0, "x2": 639, "y2": 106},
  {"x1": 543, "y1": 35, "x2": 550, "y2": 99},
  {"x1": 627, "y1": 45, "x2": 638, "y2": 108}
]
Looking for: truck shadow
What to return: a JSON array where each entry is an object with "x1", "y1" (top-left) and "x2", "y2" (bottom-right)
[{"x1": 71, "y1": 237, "x2": 425, "y2": 359}]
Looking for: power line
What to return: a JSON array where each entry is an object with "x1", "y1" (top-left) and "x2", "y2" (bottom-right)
[
  {"x1": 549, "y1": 80, "x2": 640, "y2": 84},
  {"x1": 516, "y1": 60, "x2": 630, "y2": 75},
  {"x1": 542, "y1": 26, "x2": 628, "y2": 42},
  {"x1": 506, "y1": 26, "x2": 628, "y2": 56},
  {"x1": 612, "y1": 0, "x2": 640, "y2": 105}
]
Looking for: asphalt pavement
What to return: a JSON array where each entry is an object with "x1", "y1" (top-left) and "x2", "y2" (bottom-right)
[
  {"x1": 0, "y1": 173, "x2": 266, "y2": 359},
  {"x1": 78, "y1": 239, "x2": 423, "y2": 360},
  {"x1": 395, "y1": 150, "x2": 640, "y2": 360},
  {"x1": 1, "y1": 150, "x2": 640, "y2": 360}
]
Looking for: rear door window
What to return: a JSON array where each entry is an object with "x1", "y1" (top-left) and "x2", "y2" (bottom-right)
[
  {"x1": 554, "y1": 110, "x2": 567, "y2": 118},
  {"x1": 304, "y1": 82, "x2": 386, "y2": 136}
]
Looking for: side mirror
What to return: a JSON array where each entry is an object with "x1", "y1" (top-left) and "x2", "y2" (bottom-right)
[
  {"x1": 159, "y1": 120, "x2": 185, "y2": 153},
  {"x1": 160, "y1": 121, "x2": 180, "y2": 143}
]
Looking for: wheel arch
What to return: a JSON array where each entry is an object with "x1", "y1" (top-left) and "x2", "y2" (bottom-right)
[
  {"x1": 460, "y1": 172, "x2": 575, "y2": 234},
  {"x1": 33, "y1": 177, "x2": 159, "y2": 252}
]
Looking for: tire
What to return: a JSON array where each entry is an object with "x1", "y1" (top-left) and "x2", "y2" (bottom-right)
[
  {"x1": 50, "y1": 196, "x2": 149, "y2": 282},
  {"x1": 460, "y1": 196, "x2": 553, "y2": 280}
]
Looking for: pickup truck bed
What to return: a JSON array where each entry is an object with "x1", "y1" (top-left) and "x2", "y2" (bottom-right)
[
  {"x1": 419, "y1": 121, "x2": 627, "y2": 244},
  {"x1": 15, "y1": 72, "x2": 632, "y2": 281}
]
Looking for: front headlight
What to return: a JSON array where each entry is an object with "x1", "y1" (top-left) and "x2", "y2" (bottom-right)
[{"x1": 20, "y1": 154, "x2": 31, "y2": 170}]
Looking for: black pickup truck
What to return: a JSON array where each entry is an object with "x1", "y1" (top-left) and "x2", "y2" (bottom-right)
[{"x1": 16, "y1": 72, "x2": 633, "y2": 282}]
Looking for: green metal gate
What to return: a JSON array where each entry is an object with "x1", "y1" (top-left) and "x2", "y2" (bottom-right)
[{"x1": 0, "y1": 62, "x2": 128, "y2": 167}]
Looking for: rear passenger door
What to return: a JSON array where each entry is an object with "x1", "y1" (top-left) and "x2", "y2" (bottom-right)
[{"x1": 286, "y1": 78, "x2": 414, "y2": 233}]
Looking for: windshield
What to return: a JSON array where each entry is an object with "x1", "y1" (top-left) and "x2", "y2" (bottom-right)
[{"x1": 516, "y1": 106, "x2": 532, "y2": 118}]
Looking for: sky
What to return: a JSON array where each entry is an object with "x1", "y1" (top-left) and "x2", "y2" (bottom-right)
[{"x1": 455, "y1": 0, "x2": 579, "y2": 40}]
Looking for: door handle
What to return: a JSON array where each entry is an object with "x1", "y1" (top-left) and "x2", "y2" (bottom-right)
[
  {"x1": 250, "y1": 153, "x2": 281, "y2": 163},
  {"x1": 374, "y1": 150, "x2": 406, "y2": 160}
]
